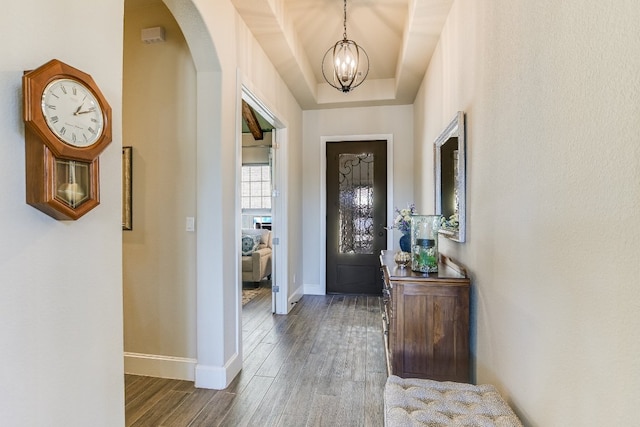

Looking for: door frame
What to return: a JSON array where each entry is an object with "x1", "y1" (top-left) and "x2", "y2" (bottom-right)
[
  {"x1": 320, "y1": 134, "x2": 394, "y2": 294},
  {"x1": 240, "y1": 85, "x2": 289, "y2": 315}
]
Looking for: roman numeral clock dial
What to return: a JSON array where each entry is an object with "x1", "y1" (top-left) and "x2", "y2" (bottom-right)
[
  {"x1": 42, "y1": 79, "x2": 104, "y2": 147},
  {"x1": 23, "y1": 59, "x2": 112, "y2": 220}
]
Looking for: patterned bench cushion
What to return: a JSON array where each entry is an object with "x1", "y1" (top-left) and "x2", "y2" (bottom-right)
[{"x1": 384, "y1": 375, "x2": 523, "y2": 427}]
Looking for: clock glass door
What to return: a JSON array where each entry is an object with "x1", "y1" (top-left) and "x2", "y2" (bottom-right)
[{"x1": 55, "y1": 159, "x2": 90, "y2": 208}]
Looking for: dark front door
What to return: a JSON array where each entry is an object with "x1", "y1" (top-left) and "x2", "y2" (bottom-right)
[{"x1": 326, "y1": 140, "x2": 387, "y2": 295}]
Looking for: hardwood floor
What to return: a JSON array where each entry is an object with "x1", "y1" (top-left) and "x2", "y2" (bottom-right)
[{"x1": 125, "y1": 290, "x2": 387, "y2": 426}]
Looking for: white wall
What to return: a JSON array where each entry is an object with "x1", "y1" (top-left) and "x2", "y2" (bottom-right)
[
  {"x1": 414, "y1": 1, "x2": 640, "y2": 425},
  {"x1": 0, "y1": 1, "x2": 124, "y2": 426},
  {"x1": 235, "y1": 16, "x2": 304, "y2": 311},
  {"x1": 302, "y1": 105, "x2": 414, "y2": 293}
]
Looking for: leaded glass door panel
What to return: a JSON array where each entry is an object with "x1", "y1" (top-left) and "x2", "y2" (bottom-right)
[{"x1": 326, "y1": 140, "x2": 387, "y2": 294}]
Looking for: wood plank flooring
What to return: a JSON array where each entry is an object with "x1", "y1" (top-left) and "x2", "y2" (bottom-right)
[{"x1": 125, "y1": 289, "x2": 387, "y2": 426}]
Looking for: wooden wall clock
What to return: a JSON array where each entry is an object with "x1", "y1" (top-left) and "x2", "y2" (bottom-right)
[{"x1": 23, "y1": 59, "x2": 112, "y2": 220}]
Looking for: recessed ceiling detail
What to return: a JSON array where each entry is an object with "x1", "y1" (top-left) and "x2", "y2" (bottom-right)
[
  {"x1": 127, "y1": 0, "x2": 453, "y2": 109},
  {"x1": 232, "y1": 0, "x2": 453, "y2": 109}
]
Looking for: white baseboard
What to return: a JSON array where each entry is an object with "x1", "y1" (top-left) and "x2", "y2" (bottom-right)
[
  {"x1": 288, "y1": 286, "x2": 304, "y2": 309},
  {"x1": 124, "y1": 352, "x2": 196, "y2": 381},
  {"x1": 195, "y1": 352, "x2": 242, "y2": 390},
  {"x1": 303, "y1": 282, "x2": 325, "y2": 295}
]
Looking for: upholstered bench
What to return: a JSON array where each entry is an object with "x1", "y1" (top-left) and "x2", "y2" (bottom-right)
[{"x1": 384, "y1": 375, "x2": 522, "y2": 427}]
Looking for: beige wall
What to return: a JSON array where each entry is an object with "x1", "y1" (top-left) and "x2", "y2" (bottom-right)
[
  {"x1": 122, "y1": 0, "x2": 304, "y2": 384},
  {"x1": 123, "y1": 2, "x2": 197, "y2": 364},
  {"x1": 242, "y1": 146, "x2": 270, "y2": 164},
  {"x1": 242, "y1": 132, "x2": 272, "y2": 164},
  {"x1": 414, "y1": 0, "x2": 640, "y2": 425},
  {"x1": 0, "y1": 1, "x2": 124, "y2": 425},
  {"x1": 0, "y1": 0, "x2": 302, "y2": 398}
]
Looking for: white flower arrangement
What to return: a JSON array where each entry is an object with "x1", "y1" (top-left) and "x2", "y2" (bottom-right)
[
  {"x1": 441, "y1": 213, "x2": 459, "y2": 230},
  {"x1": 389, "y1": 203, "x2": 416, "y2": 234}
]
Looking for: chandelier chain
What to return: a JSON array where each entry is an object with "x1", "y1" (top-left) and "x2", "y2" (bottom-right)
[
  {"x1": 343, "y1": 0, "x2": 348, "y2": 40},
  {"x1": 321, "y1": 0, "x2": 369, "y2": 92}
]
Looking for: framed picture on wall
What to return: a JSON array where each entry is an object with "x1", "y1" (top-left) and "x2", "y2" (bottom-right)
[{"x1": 122, "y1": 146, "x2": 133, "y2": 230}]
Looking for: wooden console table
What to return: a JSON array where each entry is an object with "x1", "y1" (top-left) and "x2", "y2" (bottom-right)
[{"x1": 380, "y1": 250, "x2": 470, "y2": 382}]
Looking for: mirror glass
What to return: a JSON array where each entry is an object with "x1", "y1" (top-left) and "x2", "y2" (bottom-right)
[{"x1": 434, "y1": 111, "x2": 466, "y2": 242}]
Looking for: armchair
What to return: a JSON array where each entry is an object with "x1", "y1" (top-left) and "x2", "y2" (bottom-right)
[{"x1": 241, "y1": 229, "x2": 272, "y2": 286}]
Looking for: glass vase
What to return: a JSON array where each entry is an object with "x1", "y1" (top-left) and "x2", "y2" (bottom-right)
[{"x1": 410, "y1": 214, "x2": 442, "y2": 273}]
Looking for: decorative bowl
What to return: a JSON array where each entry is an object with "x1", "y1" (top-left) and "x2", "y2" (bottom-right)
[{"x1": 394, "y1": 251, "x2": 411, "y2": 268}]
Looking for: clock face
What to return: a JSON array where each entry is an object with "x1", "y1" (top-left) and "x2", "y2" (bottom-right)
[{"x1": 41, "y1": 78, "x2": 104, "y2": 147}]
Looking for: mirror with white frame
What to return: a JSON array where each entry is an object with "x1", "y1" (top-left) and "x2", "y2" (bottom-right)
[{"x1": 434, "y1": 111, "x2": 466, "y2": 242}]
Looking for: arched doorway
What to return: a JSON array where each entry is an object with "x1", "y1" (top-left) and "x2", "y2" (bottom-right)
[{"x1": 161, "y1": 0, "x2": 242, "y2": 390}]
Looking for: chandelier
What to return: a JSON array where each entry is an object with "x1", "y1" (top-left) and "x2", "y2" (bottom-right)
[{"x1": 321, "y1": 0, "x2": 369, "y2": 93}]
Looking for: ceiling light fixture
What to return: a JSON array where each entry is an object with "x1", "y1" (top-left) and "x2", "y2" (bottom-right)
[{"x1": 321, "y1": 0, "x2": 369, "y2": 93}]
